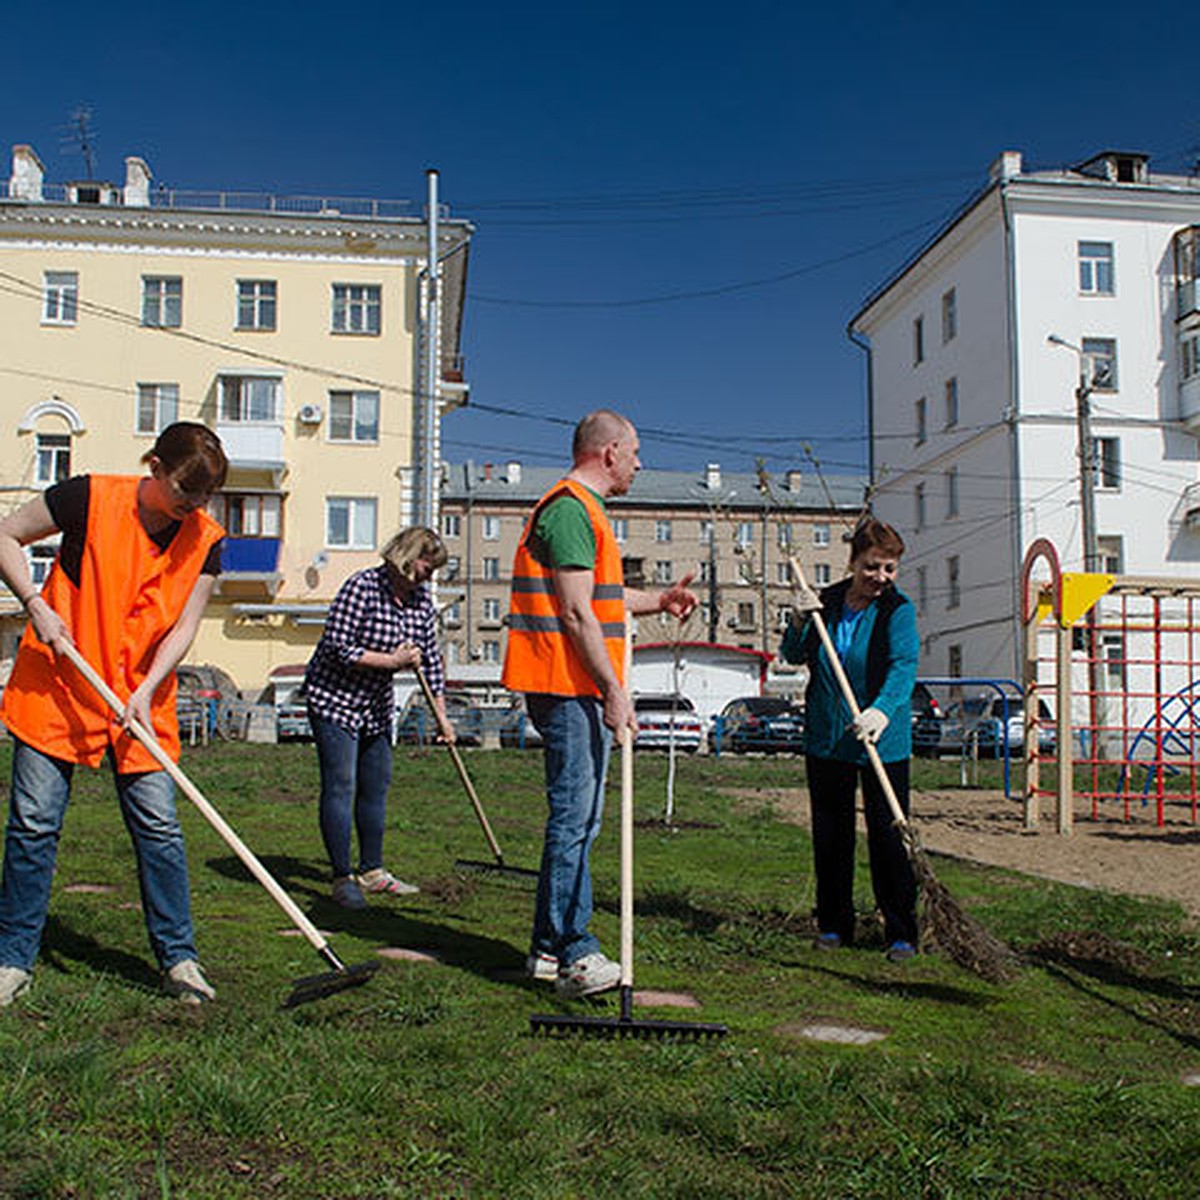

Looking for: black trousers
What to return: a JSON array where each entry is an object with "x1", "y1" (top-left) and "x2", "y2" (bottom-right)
[{"x1": 806, "y1": 755, "x2": 918, "y2": 947}]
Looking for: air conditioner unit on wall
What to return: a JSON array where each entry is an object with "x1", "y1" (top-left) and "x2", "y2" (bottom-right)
[{"x1": 298, "y1": 404, "x2": 323, "y2": 425}]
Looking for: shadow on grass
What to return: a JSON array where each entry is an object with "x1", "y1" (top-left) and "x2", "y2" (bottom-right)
[
  {"x1": 204, "y1": 853, "x2": 526, "y2": 984},
  {"x1": 786, "y1": 958, "x2": 995, "y2": 1007},
  {"x1": 40, "y1": 915, "x2": 160, "y2": 992}
]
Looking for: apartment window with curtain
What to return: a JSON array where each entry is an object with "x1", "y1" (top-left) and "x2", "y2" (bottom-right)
[
  {"x1": 812, "y1": 523, "x2": 830, "y2": 547},
  {"x1": 482, "y1": 557, "x2": 500, "y2": 581},
  {"x1": 482, "y1": 597, "x2": 501, "y2": 624},
  {"x1": 328, "y1": 390, "x2": 380, "y2": 443},
  {"x1": 216, "y1": 494, "x2": 282, "y2": 539},
  {"x1": 325, "y1": 497, "x2": 377, "y2": 549},
  {"x1": 220, "y1": 375, "x2": 281, "y2": 422},
  {"x1": 1082, "y1": 337, "x2": 1118, "y2": 391},
  {"x1": 655, "y1": 519, "x2": 672, "y2": 543},
  {"x1": 141, "y1": 276, "x2": 182, "y2": 327},
  {"x1": 36, "y1": 433, "x2": 71, "y2": 485},
  {"x1": 653, "y1": 560, "x2": 673, "y2": 584},
  {"x1": 136, "y1": 383, "x2": 179, "y2": 435}
]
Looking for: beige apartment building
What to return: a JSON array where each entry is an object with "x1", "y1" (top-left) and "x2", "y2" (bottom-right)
[
  {"x1": 438, "y1": 459, "x2": 867, "y2": 671},
  {"x1": 0, "y1": 143, "x2": 472, "y2": 693}
]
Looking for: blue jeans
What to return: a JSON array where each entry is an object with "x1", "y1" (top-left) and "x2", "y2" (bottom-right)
[
  {"x1": 309, "y1": 710, "x2": 393, "y2": 879},
  {"x1": 527, "y1": 694, "x2": 612, "y2": 965},
  {"x1": 0, "y1": 738, "x2": 199, "y2": 973}
]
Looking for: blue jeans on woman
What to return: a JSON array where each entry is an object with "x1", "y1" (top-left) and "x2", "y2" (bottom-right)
[
  {"x1": 0, "y1": 738, "x2": 199, "y2": 973},
  {"x1": 527, "y1": 694, "x2": 612, "y2": 966},
  {"x1": 309, "y1": 711, "x2": 393, "y2": 878}
]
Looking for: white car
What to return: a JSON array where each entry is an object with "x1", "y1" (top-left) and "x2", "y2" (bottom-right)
[{"x1": 633, "y1": 694, "x2": 703, "y2": 752}]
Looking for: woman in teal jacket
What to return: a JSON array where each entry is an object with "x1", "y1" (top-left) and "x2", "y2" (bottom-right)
[{"x1": 781, "y1": 519, "x2": 920, "y2": 960}]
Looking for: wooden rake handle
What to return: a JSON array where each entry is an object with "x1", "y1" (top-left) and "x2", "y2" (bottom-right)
[
  {"x1": 787, "y1": 556, "x2": 910, "y2": 832},
  {"x1": 620, "y1": 625, "x2": 635, "y2": 991},
  {"x1": 58, "y1": 641, "x2": 337, "y2": 959},
  {"x1": 412, "y1": 664, "x2": 504, "y2": 862}
]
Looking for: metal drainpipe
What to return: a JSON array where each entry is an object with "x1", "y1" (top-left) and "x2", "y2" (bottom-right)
[
  {"x1": 420, "y1": 169, "x2": 441, "y2": 532},
  {"x1": 1000, "y1": 184, "x2": 1025, "y2": 682}
]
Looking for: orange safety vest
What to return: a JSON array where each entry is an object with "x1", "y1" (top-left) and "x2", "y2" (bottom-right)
[
  {"x1": 502, "y1": 478, "x2": 626, "y2": 698},
  {"x1": 1, "y1": 475, "x2": 224, "y2": 771}
]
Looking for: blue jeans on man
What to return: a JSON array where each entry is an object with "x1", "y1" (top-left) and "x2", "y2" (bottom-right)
[
  {"x1": 527, "y1": 694, "x2": 612, "y2": 965},
  {"x1": 0, "y1": 737, "x2": 199, "y2": 973},
  {"x1": 308, "y1": 711, "x2": 393, "y2": 878}
]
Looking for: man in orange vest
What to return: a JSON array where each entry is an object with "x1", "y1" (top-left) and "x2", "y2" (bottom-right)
[{"x1": 502, "y1": 410, "x2": 697, "y2": 998}]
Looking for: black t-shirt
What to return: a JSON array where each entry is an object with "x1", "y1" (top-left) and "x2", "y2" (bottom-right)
[{"x1": 44, "y1": 476, "x2": 222, "y2": 587}]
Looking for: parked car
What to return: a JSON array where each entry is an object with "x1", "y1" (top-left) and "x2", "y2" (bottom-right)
[
  {"x1": 498, "y1": 698, "x2": 544, "y2": 749},
  {"x1": 940, "y1": 693, "x2": 1055, "y2": 758},
  {"x1": 911, "y1": 682, "x2": 944, "y2": 757},
  {"x1": 633, "y1": 693, "x2": 703, "y2": 752},
  {"x1": 395, "y1": 690, "x2": 482, "y2": 746},
  {"x1": 709, "y1": 696, "x2": 806, "y2": 754},
  {"x1": 257, "y1": 665, "x2": 311, "y2": 741}
]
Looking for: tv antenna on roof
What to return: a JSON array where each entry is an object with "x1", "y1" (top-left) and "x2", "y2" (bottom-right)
[{"x1": 61, "y1": 106, "x2": 98, "y2": 180}]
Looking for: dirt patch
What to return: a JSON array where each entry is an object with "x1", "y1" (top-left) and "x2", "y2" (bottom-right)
[{"x1": 741, "y1": 785, "x2": 1200, "y2": 918}]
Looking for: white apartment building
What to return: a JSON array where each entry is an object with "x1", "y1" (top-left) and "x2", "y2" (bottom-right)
[{"x1": 851, "y1": 149, "x2": 1200, "y2": 684}]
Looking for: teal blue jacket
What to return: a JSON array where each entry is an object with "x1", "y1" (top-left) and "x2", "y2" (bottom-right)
[{"x1": 780, "y1": 579, "x2": 919, "y2": 764}]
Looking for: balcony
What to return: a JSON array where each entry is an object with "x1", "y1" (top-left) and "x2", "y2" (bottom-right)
[
  {"x1": 215, "y1": 420, "x2": 285, "y2": 474},
  {"x1": 217, "y1": 537, "x2": 283, "y2": 596}
]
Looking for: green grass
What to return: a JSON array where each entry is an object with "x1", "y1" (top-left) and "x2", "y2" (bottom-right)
[{"x1": 0, "y1": 742, "x2": 1197, "y2": 1198}]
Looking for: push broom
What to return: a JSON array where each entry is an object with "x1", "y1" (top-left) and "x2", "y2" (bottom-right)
[
  {"x1": 788, "y1": 557, "x2": 1017, "y2": 983},
  {"x1": 411, "y1": 666, "x2": 538, "y2": 884},
  {"x1": 61, "y1": 642, "x2": 379, "y2": 1008},
  {"x1": 530, "y1": 630, "x2": 727, "y2": 1038}
]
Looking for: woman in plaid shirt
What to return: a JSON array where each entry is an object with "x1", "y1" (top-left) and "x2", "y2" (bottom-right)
[{"x1": 304, "y1": 527, "x2": 452, "y2": 909}]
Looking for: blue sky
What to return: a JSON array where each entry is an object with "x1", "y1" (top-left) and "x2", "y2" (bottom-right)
[{"x1": 5, "y1": 1, "x2": 1196, "y2": 479}]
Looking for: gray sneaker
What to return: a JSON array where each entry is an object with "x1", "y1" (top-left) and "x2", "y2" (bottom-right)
[
  {"x1": 555, "y1": 951, "x2": 621, "y2": 999},
  {"x1": 525, "y1": 951, "x2": 559, "y2": 983},
  {"x1": 332, "y1": 876, "x2": 367, "y2": 909},
  {"x1": 0, "y1": 966, "x2": 31, "y2": 1008},
  {"x1": 163, "y1": 959, "x2": 216, "y2": 1005}
]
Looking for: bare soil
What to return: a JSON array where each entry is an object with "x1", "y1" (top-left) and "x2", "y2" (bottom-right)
[{"x1": 752, "y1": 786, "x2": 1200, "y2": 919}]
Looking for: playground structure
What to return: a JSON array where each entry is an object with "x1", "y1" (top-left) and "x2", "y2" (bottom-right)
[{"x1": 1021, "y1": 538, "x2": 1200, "y2": 833}]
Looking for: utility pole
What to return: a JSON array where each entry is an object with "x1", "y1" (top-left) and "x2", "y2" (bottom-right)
[
  {"x1": 1048, "y1": 334, "x2": 1098, "y2": 569},
  {"x1": 417, "y1": 169, "x2": 441, "y2": 532}
]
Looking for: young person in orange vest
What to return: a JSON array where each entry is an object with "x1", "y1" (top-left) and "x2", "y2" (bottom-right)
[
  {"x1": 0, "y1": 423, "x2": 227, "y2": 1008},
  {"x1": 502, "y1": 409, "x2": 698, "y2": 998}
]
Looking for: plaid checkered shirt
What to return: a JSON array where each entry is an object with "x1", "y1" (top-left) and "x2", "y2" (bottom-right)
[{"x1": 304, "y1": 565, "x2": 445, "y2": 736}]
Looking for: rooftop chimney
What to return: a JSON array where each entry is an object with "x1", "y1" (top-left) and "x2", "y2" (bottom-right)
[
  {"x1": 506, "y1": 460, "x2": 521, "y2": 484},
  {"x1": 705, "y1": 462, "x2": 721, "y2": 490},
  {"x1": 124, "y1": 156, "x2": 151, "y2": 207},
  {"x1": 10, "y1": 144, "x2": 44, "y2": 201},
  {"x1": 483, "y1": 462, "x2": 493, "y2": 482},
  {"x1": 786, "y1": 469, "x2": 803, "y2": 492},
  {"x1": 988, "y1": 150, "x2": 1023, "y2": 184}
]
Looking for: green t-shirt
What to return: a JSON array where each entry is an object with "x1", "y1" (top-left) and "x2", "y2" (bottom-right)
[{"x1": 529, "y1": 486, "x2": 604, "y2": 569}]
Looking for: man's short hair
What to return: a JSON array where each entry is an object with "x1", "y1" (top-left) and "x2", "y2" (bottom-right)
[{"x1": 572, "y1": 409, "x2": 633, "y2": 461}]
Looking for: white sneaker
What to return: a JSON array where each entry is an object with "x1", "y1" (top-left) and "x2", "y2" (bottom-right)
[
  {"x1": 163, "y1": 959, "x2": 216, "y2": 1005},
  {"x1": 555, "y1": 951, "x2": 621, "y2": 999},
  {"x1": 356, "y1": 868, "x2": 420, "y2": 897},
  {"x1": 0, "y1": 966, "x2": 31, "y2": 1008},
  {"x1": 525, "y1": 951, "x2": 559, "y2": 982}
]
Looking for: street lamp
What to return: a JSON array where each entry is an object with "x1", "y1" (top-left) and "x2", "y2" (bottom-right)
[{"x1": 1047, "y1": 334, "x2": 1099, "y2": 572}]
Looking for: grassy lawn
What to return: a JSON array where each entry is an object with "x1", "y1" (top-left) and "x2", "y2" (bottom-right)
[{"x1": 0, "y1": 742, "x2": 1197, "y2": 1198}]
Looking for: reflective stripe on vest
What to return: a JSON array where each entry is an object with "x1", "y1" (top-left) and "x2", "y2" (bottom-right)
[
  {"x1": 501, "y1": 479, "x2": 627, "y2": 698},
  {"x1": 0, "y1": 475, "x2": 225, "y2": 770}
]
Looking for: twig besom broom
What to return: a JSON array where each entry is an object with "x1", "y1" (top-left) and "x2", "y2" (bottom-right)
[
  {"x1": 787, "y1": 557, "x2": 1017, "y2": 983},
  {"x1": 61, "y1": 642, "x2": 379, "y2": 1008},
  {"x1": 530, "y1": 630, "x2": 727, "y2": 1039},
  {"x1": 411, "y1": 665, "x2": 538, "y2": 884}
]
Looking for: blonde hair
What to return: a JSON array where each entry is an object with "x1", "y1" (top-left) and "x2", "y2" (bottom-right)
[{"x1": 381, "y1": 526, "x2": 448, "y2": 581}]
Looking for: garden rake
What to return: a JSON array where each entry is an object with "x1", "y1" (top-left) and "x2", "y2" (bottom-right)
[
  {"x1": 412, "y1": 666, "x2": 538, "y2": 884},
  {"x1": 787, "y1": 556, "x2": 1018, "y2": 983},
  {"x1": 61, "y1": 642, "x2": 379, "y2": 1008}
]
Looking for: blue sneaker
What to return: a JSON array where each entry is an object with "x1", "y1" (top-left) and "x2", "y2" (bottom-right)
[
  {"x1": 814, "y1": 932, "x2": 842, "y2": 951},
  {"x1": 886, "y1": 940, "x2": 917, "y2": 963}
]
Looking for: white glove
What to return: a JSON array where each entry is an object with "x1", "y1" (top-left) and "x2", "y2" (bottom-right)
[
  {"x1": 851, "y1": 707, "x2": 889, "y2": 745},
  {"x1": 791, "y1": 582, "x2": 822, "y2": 615}
]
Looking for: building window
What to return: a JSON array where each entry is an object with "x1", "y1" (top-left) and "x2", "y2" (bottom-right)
[
  {"x1": 655, "y1": 519, "x2": 673, "y2": 543},
  {"x1": 136, "y1": 383, "x2": 179, "y2": 435},
  {"x1": 444, "y1": 555, "x2": 460, "y2": 581},
  {"x1": 482, "y1": 597, "x2": 501, "y2": 624},
  {"x1": 812, "y1": 523, "x2": 830, "y2": 547},
  {"x1": 776, "y1": 561, "x2": 792, "y2": 584},
  {"x1": 443, "y1": 513, "x2": 461, "y2": 538},
  {"x1": 653, "y1": 560, "x2": 673, "y2": 584},
  {"x1": 142, "y1": 276, "x2": 182, "y2": 328},
  {"x1": 915, "y1": 397, "x2": 927, "y2": 445},
  {"x1": 735, "y1": 521, "x2": 754, "y2": 548},
  {"x1": 481, "y1": 641, "x2": 500, "y2": 664},
  {"x1": 482, "y1": 556, "x2": 500, "y2": 581},
  {"x1": 915, "y1": 482, "x2": 926, "y2": 531},
  {"x1": 1082, "y1": 338, "x2": 1118, "y2": 391},
  {"x1": 43, "y1": 272, "x2": 78, "y2": 325},
  {"x1": 944, "y1": 378, "x2": 958, "y2": 429},
  {"x1": 945, "y1": 467, "x2": 959, "y2": 518},
  {"x1": 28, "y1": 543, "x2": 58, "y2": 585},
  {"x1": 1102, "y1": 633, "x2": 1127, "y2": 688},
  {"x1": 622, "y1": 557, "x2": 645, "y2": 588},
  {"x1": 220, "y1": 375, "x2": 281, "y2": 422},
  {"x1": 444, "y1": 601, "x2": 462, "y2": 627},
  {"x1": 947, "y1": 555, "x2": 961, "y2": 609},
  {"x1": 913, "y1": 315, "x2": 924, "y2": 365},
  {"x1": 813, "y1": 563, "x2": 832, "y2": 585},
  {"x1": 216, "y1": 493, "x2": 282, "y2": 537},
  {"x1": 332, "y1": 284, "x2": 381, "y2": 335},
  {"x1": 612, "y1": 517, "x2": 628, "y2": 543},
  {"x1": 735, "y1": 601, "x2": 755, "y2": 629},
  {"x1": 328, "y1": 391, "x2": 379, "y2": 443},
  {"x1": 916, "y1": 564, "x2": 928, "y2": 614},
  {"x1": 1079, "y1": 241, "x2": 1115, "y2": 295},
  {"x1": 482, "y1": 515, "x2": 501, "y2": 541},
  {"x1": 776, "y1": 524, "x2": 792, "y2": 549},
  {"x1": 1092, "y1": 437, "x2": 1121, "y2": 490},
  {"x1": 699, "y1": 559, "x2": 713, "y2": 584},
  {"x1": 325, "y1": 497, "x2": 377, "y2": 549},
  {"x1": 237, "y1": 280, "x2": 277, "y2": 330},
  {"x1": 1182, "y1": 335, "x2": 1200, "y2": 381},
  {"x1": 35, "y1": 433, "x2": 71, "y2": 485},
  {"x1": 699, "y1": 519, "x2": 714, "y2": 546},
  {"x1": 942, "y1": 287, "x2": 957, "y2": 342},
  {"x1": 1097, "y1": 535, "x2": 1123, "y2": 574}
]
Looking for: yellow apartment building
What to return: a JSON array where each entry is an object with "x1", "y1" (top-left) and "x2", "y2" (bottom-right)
[{"x1": 0, "y1": 143, "x2": 472, "y2": 695}]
